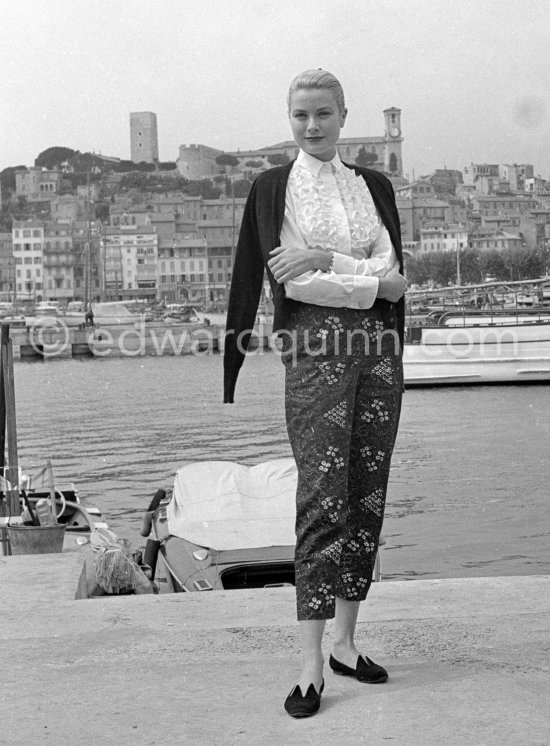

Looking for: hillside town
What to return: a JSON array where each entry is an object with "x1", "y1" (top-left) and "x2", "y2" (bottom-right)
[{"x1": 1, "y1": 108, "x2": 549, "y2": 310}]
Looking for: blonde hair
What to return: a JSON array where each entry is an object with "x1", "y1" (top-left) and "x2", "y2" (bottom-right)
[{"x1": 287, "y1": 69, "x2": 346, "y2": 114}]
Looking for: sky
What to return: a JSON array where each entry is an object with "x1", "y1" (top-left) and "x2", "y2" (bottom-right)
[{"x1": 1, "y1": 0, "x2": 549, "y2": 180}]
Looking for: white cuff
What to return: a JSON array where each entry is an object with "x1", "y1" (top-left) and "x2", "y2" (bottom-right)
[{"x1": 332, "y1": 252, "x2": 359, "y2": 275}]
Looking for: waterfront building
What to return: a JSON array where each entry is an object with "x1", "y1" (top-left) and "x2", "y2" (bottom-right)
[
  {"x1": 102, "y1": 225, "x2": 158, "y2": 299},
  {"x1": 456, "y1": 183, "x2": 478, "y2": 204},
  {"x1": 12, "y1": 220, "x2": 45, "y2": 300},
  {"x1": 472, "y1": 194, "x2": 538, "y2": 217},
  {"x1": 419, "y1": 224, "x2": 468, "y2": 254},
  {"x1": 15, "y1": 167, "x2": 61, "y2": 202},
  {"x1": 206, "y1": 241, "x2": 233, "y2": 305},
  {"x1": 157, "y1": 237, "x2": 207, "y2": 303},
  {"x1": 524, "y1": 176, "x2": 549, "y2": 194},
  {"x1": 109, "y1": 206, "x2": 151, "y2": 227},
  {"x1": 130, "y1": 112, "x2": 159, "y2": 164},
  {"x1": 148, "y1": 194, "x2": 208, "y2": 223},
  {"x1": 463, "y1": 163, "x2": 499, "y2": 186},
  {"x1": 149, "y1": 194, "x2": 188, "y2": 215},
  {"x1": 395, "y1": 199, "x2": 414, "y2": 243},
  {"x1": 395, "y1": 179, "x2": 435, "y2": 200},
  {"x1": 148, "y1": 212, "x2": 177, "y2": 241},
  {"x1": 498, "y1": 164, "x2": 534, "y2": 192},
  {"x1": 0, "y1": 232, "x2": 15, "y2": 301},
  {"x1": 76, "y1": 183, "x2": 101, "y2": 201},
  {"x1": 518, "y1": 208, "x2": 550, "y2": 251},
  {"x1": 11, "y1": 218, "x2": 103, "y2": 304},
  {"x1": 197, "y1": 220, "x2": 235, "y2": 246},
  {"x1": 468, "y1": 228, "x2": 524, "y2": 251},
  {"x1": 396, "y1": 197, "x2": 451, "y2": 242},
  {"x1": 481, "y1": 213, "x2": 521, "y2": 230},
  {"x1": 200, "y1": 197, "x2": 246, "y2": 225},
  {"x1": 51, "y1": 195, "x2": 87, "y2": 222},
  {"x1": 41, "y1": 221, "x2": 75, "y2": 302}
]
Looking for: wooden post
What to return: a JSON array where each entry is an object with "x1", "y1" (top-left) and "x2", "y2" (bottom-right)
[
  {"x1": 1, "y1": 324, "x2": 20, "y2": 516},
  {"x1": 0, "y1": 325, "x2": 6, "y2": 497},
  {"x1": 46, "y1": 459, "x2": 57, "y2": 525}
]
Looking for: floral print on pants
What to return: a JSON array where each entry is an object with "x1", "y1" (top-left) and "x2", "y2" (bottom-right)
[{"x1": 282, "y1": 304, "x2": 403, "y2": 621}]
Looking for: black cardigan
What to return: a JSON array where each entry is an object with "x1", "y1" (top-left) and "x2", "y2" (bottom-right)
[{"x1": 223, "y1": 161, "x2": 404, "y2": 403}]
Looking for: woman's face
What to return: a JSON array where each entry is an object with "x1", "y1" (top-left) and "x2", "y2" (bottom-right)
[{"x1": 289, "y1": 88, "x2": 346, "y2": 162}]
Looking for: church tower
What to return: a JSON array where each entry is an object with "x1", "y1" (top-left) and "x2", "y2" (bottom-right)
[{"x1": 383, "y1": 107, "x2": 403, "y2": 176}]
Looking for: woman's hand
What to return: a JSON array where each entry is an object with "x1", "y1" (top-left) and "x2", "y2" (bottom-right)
[
  {"x1": 377, "y1": 267, "x2": 408, "y2": 302},
  {"x1": 268, "y1": 246, "x2": 330, "y2": 284}
]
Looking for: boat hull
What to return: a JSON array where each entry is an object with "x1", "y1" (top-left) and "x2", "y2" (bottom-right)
[{"x1": 404, "y1": 320, "x2": 550, "y2": 385}]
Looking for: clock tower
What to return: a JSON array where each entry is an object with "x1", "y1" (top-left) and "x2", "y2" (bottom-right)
[{"x1": 383, "y1": 107, "x2": 403, "y2": 176}]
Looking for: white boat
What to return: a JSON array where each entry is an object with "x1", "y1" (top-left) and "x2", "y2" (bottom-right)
[
  {"x1": 191, "y1": 308, "x2": 227, "y2": 327},
  {"x1": 91, "y1": 301, "x2": 141, "y2": 326},
  {"x1": 404, "y1": 279, "x2": 550, "y2": 386},
  {"x1": 146, "y1": 457, "x2": 382, "y2": 593}
]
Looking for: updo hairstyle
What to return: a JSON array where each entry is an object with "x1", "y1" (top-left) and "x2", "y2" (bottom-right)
[{"x1": 287, "y1": 69, "x2": 346, "y2": 114}]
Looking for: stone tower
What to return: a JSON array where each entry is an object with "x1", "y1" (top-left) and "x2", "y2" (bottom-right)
[
  {"x1": 383, "y1": 107, "x2": 403, "y2": 176},
  {"x1": 130, "y1": 112, "x2": 159, "y2": 164}
]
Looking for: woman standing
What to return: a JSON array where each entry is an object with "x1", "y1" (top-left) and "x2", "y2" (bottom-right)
[{"x1": 224, "y1": 69, "x2": 407, "y2": 717}]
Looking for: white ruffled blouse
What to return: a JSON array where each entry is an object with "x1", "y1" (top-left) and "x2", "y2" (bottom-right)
[{"x1": 281, "y1": 149, "x2": 398, "y2": 309}]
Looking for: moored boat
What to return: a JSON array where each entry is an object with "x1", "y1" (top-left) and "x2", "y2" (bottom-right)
[
  {"x1": 404, "y1": 278, "x2": 550, "y2": 386},
  {"x1": 147, "y1": 457, "x2": 382, "y2": 593},
  {"x1": 1, "y1": 474, "x2": 109, "y2": 555}
]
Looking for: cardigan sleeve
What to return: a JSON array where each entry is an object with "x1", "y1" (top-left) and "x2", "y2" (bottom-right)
[{"x1": 223, "y1": 181, "x2": 265, "y2": 403}]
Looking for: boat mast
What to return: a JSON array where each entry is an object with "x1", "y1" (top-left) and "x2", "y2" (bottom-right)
[{"x1": 84, "y1": 170, "x2": 91, "y2": 308}]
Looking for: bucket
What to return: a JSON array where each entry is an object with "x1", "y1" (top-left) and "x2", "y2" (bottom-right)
[{"x1": 7, "y1": 524, "x2": 66, "y2": 555}]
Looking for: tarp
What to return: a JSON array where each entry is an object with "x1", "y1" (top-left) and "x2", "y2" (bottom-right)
[{"x1": 166, "y1": 457, "x2": 297, "y2": 550}]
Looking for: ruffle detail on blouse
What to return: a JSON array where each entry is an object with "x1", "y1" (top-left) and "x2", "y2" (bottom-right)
[{"x1": 289, "y1": 164, "x2": 380, "y2": 252}]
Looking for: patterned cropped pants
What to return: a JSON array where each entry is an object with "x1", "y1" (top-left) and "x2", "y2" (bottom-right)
[{"x1": 282, "y1": 304, "x2": 403, "y2": 621}]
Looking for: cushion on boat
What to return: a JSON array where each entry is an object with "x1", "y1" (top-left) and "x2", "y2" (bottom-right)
[{"x1": 167, "y1": 457, "x2": 297, "y2": 550}]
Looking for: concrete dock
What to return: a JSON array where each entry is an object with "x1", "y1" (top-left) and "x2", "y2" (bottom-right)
[{"x1": 1, "y1": 553, "x2": 548, "y2": 746}]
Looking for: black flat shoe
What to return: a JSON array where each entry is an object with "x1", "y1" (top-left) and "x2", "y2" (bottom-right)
[
  {"x1": 284, "y1": 679, "x2": 324, "y2": 718},
  {"x1": 329, "y1": 654, "x2": 388, "y2": 684}
]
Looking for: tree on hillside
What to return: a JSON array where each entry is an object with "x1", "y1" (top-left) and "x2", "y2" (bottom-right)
[
  {"x1": 182, "y1": 179, "x2": 222, "y2": 200},
  {"x1": 1, "y1": 166, "x2": 26, "y2": 192},
  {"x1": 233, "y1": 179, "x2": 252, "y2": 198},
  {"x1": 267, "y1": 153, "x2": 290, "y2": 167},
  {"x1": 355, "y1": 146, "x2": 378, "y2": 167},
  {"x1": 35, "y1": 147, "x2": 77, "y2": 169},
  {"x1": 215, "y1": 154, "x2": 240, "y2": 169}
]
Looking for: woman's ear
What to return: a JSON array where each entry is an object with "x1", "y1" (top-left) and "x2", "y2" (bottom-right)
[{"x1": 340, "y1": 107, "x2": 348, "y2": 127}]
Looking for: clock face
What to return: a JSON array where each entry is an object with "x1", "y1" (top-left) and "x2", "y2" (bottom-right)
[{"x1": 389, "y1": 126, "x2": 400, "y2": 138}]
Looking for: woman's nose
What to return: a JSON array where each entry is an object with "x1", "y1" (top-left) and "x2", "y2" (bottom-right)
[{"x1": 306, "y1": 117, "x2": 319, "y2": 131}]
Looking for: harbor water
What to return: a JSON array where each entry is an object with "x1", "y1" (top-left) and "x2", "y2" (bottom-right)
[{"x1": 13, "y1": 352, "x2": 550, "y2": 581}]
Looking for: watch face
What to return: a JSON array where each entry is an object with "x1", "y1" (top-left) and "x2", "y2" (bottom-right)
[{"x1": 389, "y1": 126, "x2": 400, "y2": 138}]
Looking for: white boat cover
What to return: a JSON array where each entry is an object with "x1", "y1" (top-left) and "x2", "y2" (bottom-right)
[{"x1": 167, "y1": 457, "x2": 298, "y2": 550}]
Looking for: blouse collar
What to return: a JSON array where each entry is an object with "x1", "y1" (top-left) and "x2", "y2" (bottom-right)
[{"x1": 295, "y1": 149, "x2": 344, "y2": 176}]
